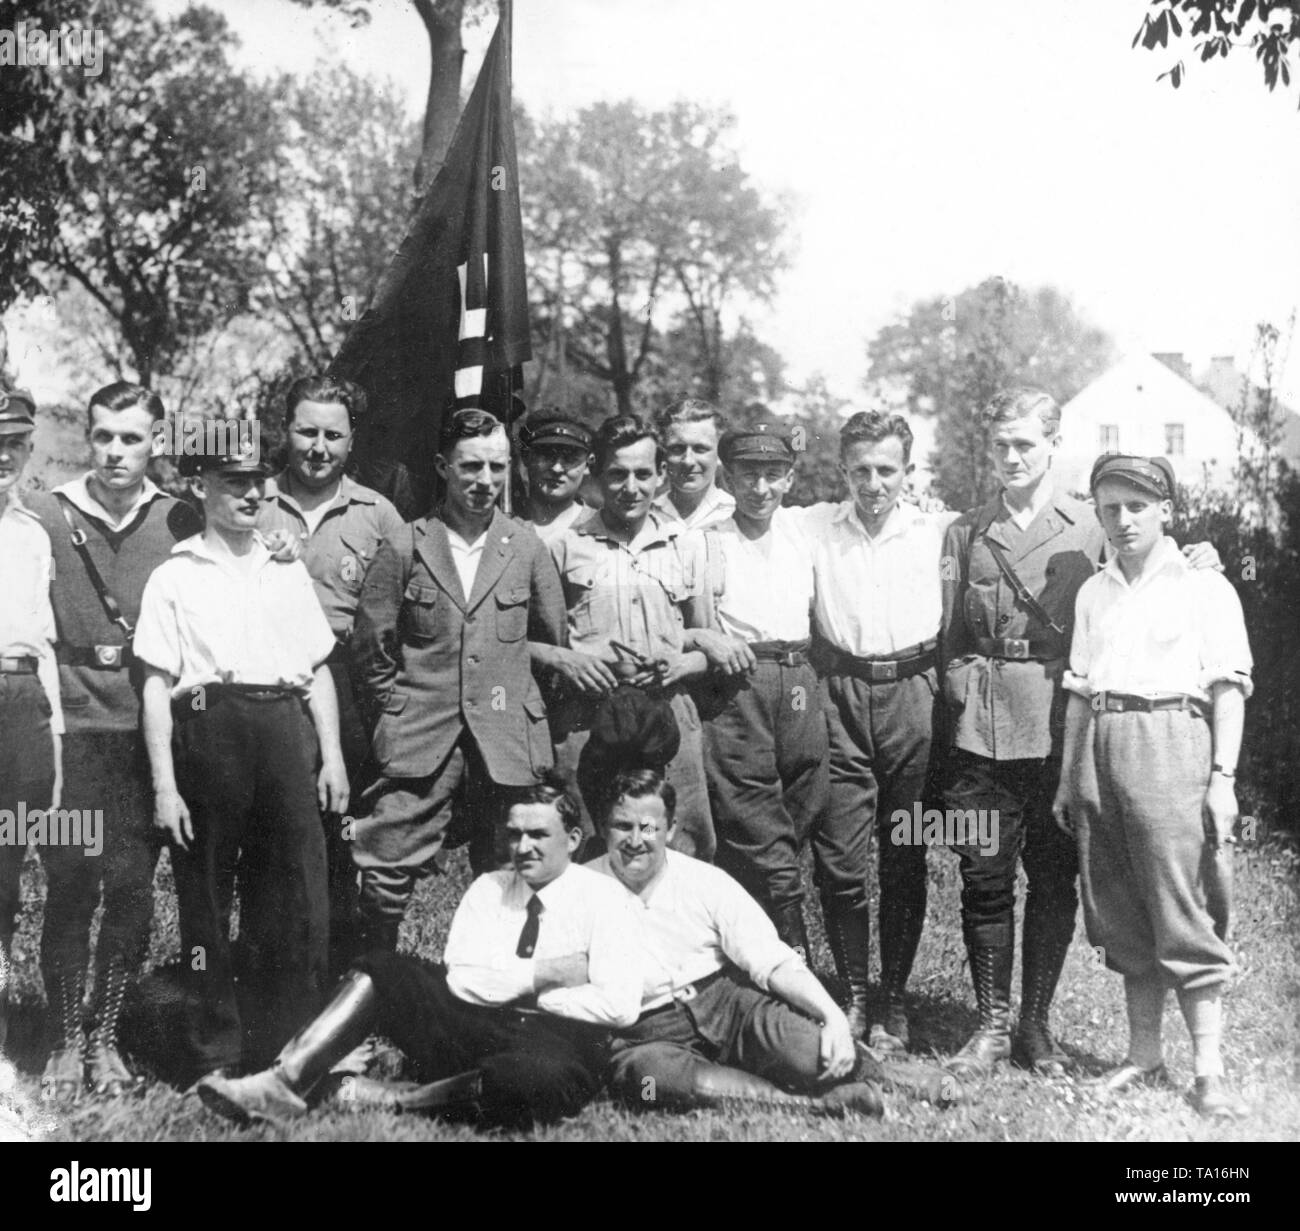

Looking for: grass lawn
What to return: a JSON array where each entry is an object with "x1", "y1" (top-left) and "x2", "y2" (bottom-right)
[{"x1": 2, "y1": 834, "x2": 1298, "y2": 1143}]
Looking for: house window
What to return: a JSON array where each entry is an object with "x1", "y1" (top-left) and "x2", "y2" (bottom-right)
[
  {"x1": 1099, "y1": 425, "x2": 1119, "y2": 453},
  {"x1": 1164, "y1": 423, "x2": 1185, "y2": 456}
]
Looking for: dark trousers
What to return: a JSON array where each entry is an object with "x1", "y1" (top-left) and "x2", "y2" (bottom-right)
[
  {"x1": 325, "y1": 656, "x2": 367, "y2": 975},
  {"x1": 702, "y1": 659, "x2": 829, "y2": 914},
  {"x1": 610, "y1": 970, "x2": 824, "y2": 1107},
  {"x1": 172, "y1": 693, "x2": 328, "y2": 1073},
  {"x1": 943, "y1": 750, "x2": 1078, "y2": 950},
  {"x1": 40, "y1": 731, "x2": 159, "y2": 988},
  {"x1": 353, "y1": 950, "x2": 607, "y2": 1128},
  {"x1": 818, "y1": 669, "x2": 936, "y2": 934},
  {"x1": 0, "y1": 675, "x2": 54, "y2": 954}
]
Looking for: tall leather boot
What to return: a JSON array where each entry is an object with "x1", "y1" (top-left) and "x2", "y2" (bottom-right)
[
  {"x1": 86, "y1": 956, "x2": 145, "y2": 1096},
  {"x1": 946, "y1": 943, "x2": 1013, "y2": 1078},
  {"x1": 691, "y1": 1062, "x2": 883, "y2": 1119},
  {"x1": 822, "y1": 899, "x2": 872, "y2": 1039},
  {"x1": 770, "y1": 901, "x2": 810, "y2": 963},
  {"x1": 0, "y1": 938, "x2": 11, "y2": 1056},
  {"x1": 197, "y1": 969, "x2": 379, "y2": 1125},
  {"x1": 1014, "y1": 909, "x2": 1074, "y2": 1075},
  {"x1": 41, "y1": 965, "x2": 87, "y2": 1103},
  {"x1": 874, "y1": 893, "x2": 925, "y2": 1054}
]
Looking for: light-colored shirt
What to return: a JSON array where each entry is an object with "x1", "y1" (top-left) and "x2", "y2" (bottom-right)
[
  {"x1": 57, "y1": 472, "x2": 166, "y2": 533},
  {"x1": 446, "y1": 527, "x2": 487, "y2": 601},
  {"x1": 710, "y1": 508, "x2": 813, "y2": 643},
  {"x1": 133, "y1": 534, "x2": 335, "y2": 696},
  {"x1": 550, "y1": 509, "x2": 706, "y2": 662},
  {"x1": 589, "y1": 850, "x2": 799, "y2": 1013},
  {"x1": 805, "y1": 500, "x2": 953, "y2": 656},
  {"x1": 653, "y1": 484, "x2": 735, "y2": 531},
  {"x1": 444, "y1": 863, "x2": 644, "y2": 1027},
  {"x1": 258, "y1": 472, "x2": 405, "y2": 639},
  {"x1": 525, "y1": 500, "x2": 586, "y2": 549},
  {"x1": 0, "y1": 493, "x2": 63, "y2": 733},
  {"x1": 1064, "y1": 535, "x2": 1252, "y2": 703}
]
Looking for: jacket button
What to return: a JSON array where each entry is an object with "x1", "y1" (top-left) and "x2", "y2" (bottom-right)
[
  {"x1": 467, "y1": 656, "x2": 479, "y2": 665},
  {"x1": 996, "y1": 614, "x2": 1010, "y2": 629}
]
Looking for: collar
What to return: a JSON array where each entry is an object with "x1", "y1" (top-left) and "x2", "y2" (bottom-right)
[
  {"x1": 508, "y1": 863, "x2": 572, "y2": 906},
  {"x1": 831, "y1": 498, "x2": 923, "y2": 543},
  {"x1": 654, "y1": 484, "x2": 731, "y2": 520},
  {"x1": 574, "y1": 506, "x2": 680, "y2": 550},
  {"x1": 0, "y1": 487, "x2": 38, "y2": 524},
  {"x1": 976, "y1": 486, "x2": 1080, "y2": 538},
  {"x1": 268, "y1": 471, "x2": 377, "y2": 517},
  {"x1": 171, "y1": 531, "x2": 272, "y2": 570},
  {"x1": 1001, "y1": 477, "x2": 1055, "y2": 526},
  {"x1": 56, "y1": 472, "x2": 164, "y2": 529},
  {"x1": 1101, "y1": 534, "x2": 1185, "y2": 589}
]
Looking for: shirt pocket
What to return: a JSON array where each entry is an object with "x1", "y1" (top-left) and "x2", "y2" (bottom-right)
[
  {"x1": 401, "y1": 580, "x2": 440, "y2": 642},
  {"x1": 562, "y1": 563, "x2": 599, "y2": 637},
  {"x1": 337, "y1": 532, "x2": 381, "y2": 593},
  {"x1": 494, "y1": 584, "x2": 529, "y2": 642}
]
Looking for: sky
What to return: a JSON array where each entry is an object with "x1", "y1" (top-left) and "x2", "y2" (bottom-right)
[{"x1": 70, "y1": 0, "x2": 1300, "y2": 406}]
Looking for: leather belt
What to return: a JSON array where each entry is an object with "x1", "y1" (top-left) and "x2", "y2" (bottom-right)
[
  {"x1": 749, "y1": 639, "x2": 811, "y2": 667},
  {"x1": 822, "y1": 638, "x2": 938, "y2": 684},
  {"x1": 641, "y1": 967, "x2": 728, "y2": 1016},
  {"x1": 1095, "y1": 691, "x2": 1208, "y2": 717},
  {"x1": 0, "y1": 655, "x2": 37, "y2": 675},
  {"x1": 975, "y1": 635, "x2": 1064, "y2": 661},
  {"x1": 57, "y1": 644, "x2": 134, "y2": 670},
  {"x1": 202, "y1": 683, "x2": 298, "y2": 703}
]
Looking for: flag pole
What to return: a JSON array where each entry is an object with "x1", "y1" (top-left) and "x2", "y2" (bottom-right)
[{"x1": 500, "y1": 0, "x2": 515, "y2": 515}]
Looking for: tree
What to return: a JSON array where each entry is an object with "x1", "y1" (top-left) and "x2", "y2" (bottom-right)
[
  {"x1": 519, "y1": 100, "x2": 791, "y2": 417},
  {"x1": 1135, "y1": 0, "x2": 1300, "y2": 104},
  {"x1": 30, "y1": 1, "x2": 282, "y2": 384},
  {"x1": 866, "y1": 278, "x2": 1115, "y2": 511}
]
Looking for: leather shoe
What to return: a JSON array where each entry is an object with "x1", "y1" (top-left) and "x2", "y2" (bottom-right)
[
  {"x1": 40, "y1": 1047, "x2": 85, "y2": 1104},
  {"x1": 1191, "y1": 1075, "x2": 1248, "y2": 1120},
  {"x1": 945, "y1": 1027, "x2": 1011, "y2": 1079},
  {"x1": 818, "y1": 1080, "x2": 884, "y2": 1119},
  {"x1": 1013, "y1": 1020, "x2": 1071, "y2": 1076},
  {"x1": 197, "y1": 1068, "x2": 308, "y2": 1126},
  {"x1": 868, "y1": 997, "x2": 910, "y2": 1055}
]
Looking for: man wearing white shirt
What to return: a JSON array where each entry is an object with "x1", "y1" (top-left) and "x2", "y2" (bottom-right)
[
  {"x1": 652, "y1": 397, "x2": 736, "y2": 531},
  {"x1": 197, "y1": 776, "x2": 643, "y2": 1129},
  {"x1": 136, "y1": 435, "x2": 350, "y2": 1083}
]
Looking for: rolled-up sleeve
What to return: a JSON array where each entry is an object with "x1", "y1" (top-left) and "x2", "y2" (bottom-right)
[
  {"x1": 132, "y1": 573, "x2": 183, "y2": 680},
  {"x1": 1062, "y1": 583, "x2": 1096, "y2": 699},
  {"x1": 1197, "y1": 573, "x2": 1253, "y2": 699}
]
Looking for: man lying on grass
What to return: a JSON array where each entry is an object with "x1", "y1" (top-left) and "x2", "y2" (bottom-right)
[
  {"x1": 588, "y1": 766, "x2": 960, "y2": 1116},
  {"x1": 196, "y1": 775, "x2": 644, "y2": 1130}
]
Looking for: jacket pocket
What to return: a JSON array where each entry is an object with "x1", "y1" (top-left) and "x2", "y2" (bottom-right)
[
  {"x1": 401, "y1": 580, "x2": 440, "y2": 641},
  {"x1": 338, "y1": 533, "x2": 380, "y2": 592},
  {"x1": 495, "y1": 585, "x2": 529, "y2": 642},
  {"x1": 943, "y1": 655, "x2": 975, "y2": 713}
]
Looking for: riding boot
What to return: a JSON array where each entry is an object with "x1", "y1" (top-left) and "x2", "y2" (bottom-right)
[
  {"x1": 946, "y1": 943, "x2": 1013, "y2": 1078},
  {"x1": 874, "y1": 892, "x2": 925, "y2": 1053},
  {"x1": 690, "y1": 1062, "x2": 883, "y2": 1118},
  {"x1": 41, "y1": 965, "x2": 86, "y2": 1103},
  {"x1": 197, "y1": 969, "x2": 379, "y2": 1125},
  {"x1": 770, "y1": 901, "x2": 810, "y2": 963},
  {"x1": 1013, "y1": 912, "x2": 1074, "y2": 1074},
  {"x1": 822, "y1": 898, "x2": 871, "y2": 1039},
  {"x1": 86, "y1": 956, "x2": 145, "y2": 1096}
]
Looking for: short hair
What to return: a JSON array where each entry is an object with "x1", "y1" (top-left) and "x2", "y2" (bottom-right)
[
  {"x1": 592, "y1": 413, "x2": 663, "y2": 473},
  {"x1": 285, "y1": 375, "x2": 366, "y2": 429},
  {"x1": 438, "y1": 408, "x2": 506, "y2": 458},
  {"x1": 839, "y1": 409, "x2": 914, "y2": 463},
  {"x1": 594, "y1": 767, "x2": 677, "y2": 828},
  {"x1": 655, "y1": 396, "x2": 727, "y2": 439},
  {"x1": 979, "y1": 387, "x2": 1061, "y2": 436},
  {"x1": 86, "y1": 382, "x2": 165, "y2": 430},
  {"x1": 506, "y1": 771, "x2": 583, "y2": 834}
]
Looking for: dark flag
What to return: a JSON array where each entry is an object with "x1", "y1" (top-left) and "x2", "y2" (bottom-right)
[{"x1": 331, "y1": 11, "x2": 530, "y2": 518}]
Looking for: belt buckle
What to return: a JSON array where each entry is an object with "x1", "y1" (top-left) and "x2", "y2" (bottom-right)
[
  {"x1": 868, "y1": 660, "x2": 898, "y2": 683},
  {"x1": 1002, "y1": 638, "x2": 1031, "y2": 660},
  {"x1": 777, "y1": 650, "x2": 797, "y2": 667},
  {"x1": 1105, "y1": 693, "x2": 1125, "y2": 712},
  {"x1": 675, "y1": 982, "x2": 698, "y2": 1003},
  {"x1": 94, "y1": 644, "x2": 123, "y2": 668}
]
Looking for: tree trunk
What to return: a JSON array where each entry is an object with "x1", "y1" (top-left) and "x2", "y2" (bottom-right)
[{"x1": 412, "y1": 0, "x2": 466, "y2": 194}]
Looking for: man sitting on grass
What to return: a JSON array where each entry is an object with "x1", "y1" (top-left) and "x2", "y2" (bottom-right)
[{"x1": 196, "y1": 776, "x2": 644, "y2": 1130}]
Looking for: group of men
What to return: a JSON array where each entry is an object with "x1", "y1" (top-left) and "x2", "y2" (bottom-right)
[{"x1": 0, "y1": 374, "x2": 1249, "y2": 1128}]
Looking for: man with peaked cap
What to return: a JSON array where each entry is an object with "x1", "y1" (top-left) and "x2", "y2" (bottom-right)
[
  {"x1": 0, "y1": 386, "x2": 63, "y2": 1079},
  {"x1": 1055, "y1": 454, "x2": 1251, "y2": 1119},
  {"x1": 518, "y1": 413, "x2": 595, "y2": 548},
  {"x1": 134, "y1": 426, "x2": 350, "y2": 1082}
]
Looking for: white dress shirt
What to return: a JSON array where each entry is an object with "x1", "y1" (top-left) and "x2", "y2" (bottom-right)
[
  {"x1": 133, "y1": 533, "x2": 335, "y2": 696},
  {"x1": 802, "y1": 500, "x2": 955, "y2": 656},
  {"x1": 589, "y1": 850, "x2": 799, "y2": 1013},
  {"x1": 57, "y1": 472, "x2": 166, "y2": 533},
  {"x1": 526, "y1": 501, "x2": 586, "y2": 549},
  {"x1": 0, "y1": 492, "x2": 63, "y2": 733},
  {"x1": 445, "y1": 526, "x2": 487, "y2": 600},
  {"x1": 653, "y1": 484, "x2": 736, "y2": 531},
  {"x1": 710, "y1": 508, "x2": 814, "y2": 643},
  {"x1": 444, "y1": 863, "x2": 644, "y2": 1027},
  {"x1": 1063, "y1": 535, "x2": 1253, "y2": 702}
]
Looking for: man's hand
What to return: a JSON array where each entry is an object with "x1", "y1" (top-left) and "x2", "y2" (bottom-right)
[
  {"x1": 533, "y1": 952, "x2": 589, "y2": 993},
  {"x1": 154, "y1": 787, "x2": 194, "y2": 850},
  {"x1": 1051, "y1": 780, "x2": 1075, "y2": 837},
  {"x1": 1203, "y1": 775, "x2": 1238, "y2": 849},
  {"x1": 318, "y1": 752, "x2": 350, "y2": 816},
  {"x1": 1182, "y1": 541, "x2": 1223, "y2": 572},
  {"x1": 689, "y1": 628, "x2": 757, "y2": 676},
  {"x1": 550, "y1": 647, "x2": 619, "y2": 695},
  {"x1": 819, "y1": 1010, "x2": 857, "y2": 1080},
  {"x1": 259, "y1": 528, "x2": 304, "y2": 563},
  {"x1": 651, "y1": 650, "x2": 708, "y2": 688}
]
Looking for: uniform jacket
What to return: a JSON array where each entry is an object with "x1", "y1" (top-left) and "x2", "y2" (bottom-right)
[
  {"x1": 940, "y1": 488, "x2": 1104, "y2": 762},
  {"x1": 351, "y1": 508, "x2": 566, "y2": 784}
]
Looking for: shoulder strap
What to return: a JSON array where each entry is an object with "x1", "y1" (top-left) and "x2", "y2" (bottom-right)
[
  {"x1": 53, "y1": 494, "x2": 135, "y2": 641},
  {"x1": 981, "y1": 530, "x2": 1065, "y2": 638}
]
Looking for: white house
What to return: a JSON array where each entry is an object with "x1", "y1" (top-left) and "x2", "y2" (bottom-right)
[{"x1": 1057, "y1": 353, "x2": 1252, "y2": 496}]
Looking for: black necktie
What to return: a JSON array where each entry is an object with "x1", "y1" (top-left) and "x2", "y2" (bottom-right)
[{"x1": 516, "y1": 893, "x2": 542, "y2": 958}]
